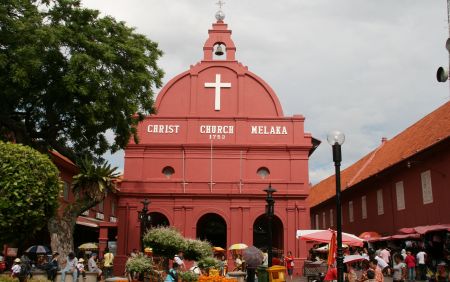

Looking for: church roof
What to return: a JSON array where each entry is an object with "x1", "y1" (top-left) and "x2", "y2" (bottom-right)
[
  {"x1": 153, "y1": 18, "x2": 285, "y2": 118},
  {"x1": 308, "y1": 101, "x2": 450, "y2": 208}
]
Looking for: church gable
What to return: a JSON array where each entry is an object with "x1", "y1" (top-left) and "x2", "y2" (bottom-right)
[{"x1": 154, "y1": 20, "x2": 284, "y2": 118}]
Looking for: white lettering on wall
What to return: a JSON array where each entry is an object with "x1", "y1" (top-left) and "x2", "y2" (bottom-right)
[
  {"x1": 199, "y1": 125, "x2": 234, "y2": 134},
  {"x1": 250, "y1": 125, "x2": 288, "y2": 135},
  {"x1": 147, "y1": 124, "x2": 180, "y2": 134}
]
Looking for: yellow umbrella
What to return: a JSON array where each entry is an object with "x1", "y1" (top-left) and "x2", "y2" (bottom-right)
[
  {"x1": 213, "y1": 246, "x2": 225, "y2": 252},
  {"x1": 228, "y1": 243, "x2": 248, "y2": 250},
  {"x1": 78, "y1": 243, "x2": 98, "y2": 250}
]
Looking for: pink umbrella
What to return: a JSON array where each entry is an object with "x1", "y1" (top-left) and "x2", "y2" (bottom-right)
[{"x1": 296, "y1": 229, "x2": 364, "y2": 247}]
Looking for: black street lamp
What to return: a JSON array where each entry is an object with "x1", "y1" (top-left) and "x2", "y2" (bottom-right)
[
  {"x1": 264, "y1": 184, "x2": 277, "y2": 267},
  {"x1": 327, "y1": 131, "x2": 345, "y2": 282},
  {"x1": 138, "y1": 198, "x2": 151, "y2": 252}
]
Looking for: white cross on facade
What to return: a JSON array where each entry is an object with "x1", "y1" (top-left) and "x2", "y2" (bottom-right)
[{"x1": 204, "y1": 74, "x2": 231, "y2": 111}]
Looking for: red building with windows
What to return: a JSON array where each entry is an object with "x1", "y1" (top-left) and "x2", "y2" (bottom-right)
[
  {"x1": 309, "y1": 102, "x2": 450, "y2": 236},
  {"x1": 115, "y1": 14, "x2": 318, "y2": 274},
  {"x1": 50, "y1": 151, "x2": 119, "y2": 256}
]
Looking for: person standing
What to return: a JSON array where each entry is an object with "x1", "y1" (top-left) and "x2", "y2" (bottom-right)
[
  {"x1": 88, "y1": 253, "x2": 102, "y2": 278},
  {"x1": 174, "y1": 252, "x2": 185, "y2": 270},
  {"x1": 284, "y1": 251, "x2": 294, "y2": 281},
  {"x1": 11, "y1": 258, "x2": 21, "y2": 278},
  {"x1": 164, "y1": 262, "x2": 178, "y2": 282},
  {"x1": 61, "y1": 252, "x2": 78, "y2": 282},
  {"x1": 103, "y1": 248, "x2": 114, "y2": 278},
  {"x1": 416, "y1": 249, "x2": 427, "y2": 280},
  {"x1": 404, "y1": 251, "x2": 416, "y2": 281},
  {"x1": 369, "y1": 258, "x2": 384, "y2": 282},
  {"x1": 392, "y1": 254, "x2": 406, "y2": 282}
]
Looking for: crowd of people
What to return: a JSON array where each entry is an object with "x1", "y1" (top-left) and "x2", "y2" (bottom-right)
[
  {"x1": 7, "y1": 248, "x2": 115, "y2": 282},
  {"x1": 314, "y1": 246, "x2": 449, "y2": 282}
]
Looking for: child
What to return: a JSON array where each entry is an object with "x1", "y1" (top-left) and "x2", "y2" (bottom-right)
[
  {"x1": 11, "y1": 258, "x2": 21, "y2": 278},
  {"x1": 77, "y1": 258, "x2": 86, "y2": 280}
]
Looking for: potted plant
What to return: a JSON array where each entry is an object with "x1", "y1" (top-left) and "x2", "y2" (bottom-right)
[
  {"x1": 197, "y1": 257, "x2": 220, "y2": 275},
  {"x1": 125, "y1": 254, "x2": 153, "y2": 281}
]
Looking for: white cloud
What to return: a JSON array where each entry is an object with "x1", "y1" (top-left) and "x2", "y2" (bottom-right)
[{"x1": 86, "y1": 0, "x2": 449, "y2": 183}]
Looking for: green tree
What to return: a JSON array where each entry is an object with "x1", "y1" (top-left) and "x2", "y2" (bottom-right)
[
  {"x1": 0, "y1": 141, "x2": 61, "y2": 244},
  {"x1": 0, "y1": 0, "x2": 164, "y2": 160},
  {"x1": 48, "y1": 157, "x2": 119, "y2": 257}
]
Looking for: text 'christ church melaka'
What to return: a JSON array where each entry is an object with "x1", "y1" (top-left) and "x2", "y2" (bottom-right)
[{"x1": 115, "y1": 9, "x2": 318, "y2": 274}]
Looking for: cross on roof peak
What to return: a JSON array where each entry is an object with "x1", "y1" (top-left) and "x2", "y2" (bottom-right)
[{"x1": 216, "y1": 0, "x2": 225, "y2": 10}]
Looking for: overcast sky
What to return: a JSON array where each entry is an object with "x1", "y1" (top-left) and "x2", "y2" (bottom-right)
[{"x1": 83, "y1": 0, "x2": 449, "y2": 184}]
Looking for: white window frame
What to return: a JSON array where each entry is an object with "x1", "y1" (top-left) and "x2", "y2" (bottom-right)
[
  {"x1": 421, "y1": 170, "x2": 433, "y2": 204},
  {"x1": 315, "y1": 214, "x2": 319, "y2": 230},
  {"x1": 349, "y1": 201, "x2": 354, "y2": 222},
  {"x1": 396, "y1": 181, "x2": 406, "y2": 210},
  {"x1": 377, "y1": 189, "x2": 384, "y2": 215},
  {"x1": 361, "y1": 196, "x2": 367, "y2": 219}
]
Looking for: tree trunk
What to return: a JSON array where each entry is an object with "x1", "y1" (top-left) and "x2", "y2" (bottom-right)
[{"x1": 48, "y1": 216, "x2": 76, "y2": 262}]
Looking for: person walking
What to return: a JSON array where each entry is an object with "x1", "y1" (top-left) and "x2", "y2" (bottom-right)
[
  {"x1": 61, "y1": 252, "x2": 78, "y2": 282},
  {"x1": 369, "y1": 258, "x2": 384, "y2": 282},
  {"x1": 404, "y1": 251, "x2": 416, "y2": 281},
  {"x1": 416, "y1": 249, "x2": 427, "y2": 280},
  {"x1": 103, "y1": 248, "x2": 114, "y2": 278},
  {"x1": 284, "y1": 251, "x2": 294, "y2": 281},
  {"x1": 11, "y1": 258, "x2": 21, "y2": 278}
]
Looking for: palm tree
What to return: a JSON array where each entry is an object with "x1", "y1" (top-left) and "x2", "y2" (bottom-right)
[{"x1": 48, "y1": 157, "x2": 120, "y2": 259}]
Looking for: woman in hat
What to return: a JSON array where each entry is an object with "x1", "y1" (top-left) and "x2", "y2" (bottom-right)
[
  {"x1": 77, "y1": 258, "x2": 86, "y2": 280},
  {"x1": 11, "y1": 258, "x2": 21, "y2": 278}
]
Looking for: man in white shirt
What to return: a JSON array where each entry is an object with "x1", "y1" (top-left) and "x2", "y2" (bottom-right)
[
  {"x1": 174, "y1": 252, "x2": 185, "y2": 270},
  {"x1": 61, "y1": 252, "x2": 78, "y2": 282},
  {"x1": 375, "y1": 254, "x2": 389, "y2": 275},
  {"x1": 416, "y1": 250, "x2": 427, "y2": 280}
]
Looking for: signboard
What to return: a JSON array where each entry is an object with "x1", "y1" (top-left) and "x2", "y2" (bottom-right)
[{"x1": 6, "y1": 248, "x2": 18, "y2": 257}]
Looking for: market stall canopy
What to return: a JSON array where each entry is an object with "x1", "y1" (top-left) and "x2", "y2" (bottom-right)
[
  {"x1": 78, "y1": 243, "x2": 98, "y2": 250},
  {"x1": 296, "y1": 229, "x2": 363, "y2": 247},
  {"x1": 228, "y1": 243, "x2": 248, "y2": 250},
  {"x1": 399, "y1": 224, "x2": 450, "y2": 235},
  {"x1": 314, "y1": 244, "x2": 349, "y2": 253},
  {"x1": 343, "y1": 255, "x2": 368, "y2": 264},
  {"x1": 359, "y1": 231, "x2": 381, "y2": 241}
]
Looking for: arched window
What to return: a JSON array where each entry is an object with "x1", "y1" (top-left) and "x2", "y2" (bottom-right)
[
  {"x1": 162, "y1": 166, "x2": 175, "y2": 178},
  {"x1": 257, "y1": 167, "x2": 270, "y2": 179}
]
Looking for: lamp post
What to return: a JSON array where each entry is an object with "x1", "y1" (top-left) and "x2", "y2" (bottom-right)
[
  {"x1": 327, "y1": 131, "x2": 345, "y2": 282},
  {"x1": 138, "y1": 198, "x2": 151, "y2": 252},
  {"x1": 264, "y1": 184, "x2": 277, "y2": 267}
]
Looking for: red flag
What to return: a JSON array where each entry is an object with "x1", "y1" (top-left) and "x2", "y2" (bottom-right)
[{"x1": 327, "y1": 231, "x2": 336, "y2": 266}]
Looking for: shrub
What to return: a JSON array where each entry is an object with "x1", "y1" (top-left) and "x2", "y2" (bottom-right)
[
  {"x1": 183, "y1": 239, "x2": 213, "y2": 261},
  {"x1": 197, "y1": 257, "x2": 220, "y2": 271},
  {"x1": 126, "y1": 254, "x2": 153, "y2": 274},
  {"x1": 179, "y1": 271, "x2": 199, "y2": 282},
  {"x1": 143, "y1": 227, "x2": 186, "y2": 258}
]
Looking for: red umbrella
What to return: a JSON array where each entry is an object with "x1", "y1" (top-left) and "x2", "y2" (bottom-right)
[
  {"x1": 296, "y1": 229, "x2": 364, "y2": 247},
  {"x1": 359, "y1": 231, "x2": 381, "y2": 241}
]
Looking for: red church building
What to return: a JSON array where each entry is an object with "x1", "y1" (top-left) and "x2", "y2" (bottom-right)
[{"x1": 115, "y1": 12, "x2": 317, "y2": 274}]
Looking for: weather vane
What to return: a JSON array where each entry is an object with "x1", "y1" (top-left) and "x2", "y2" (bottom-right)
[{"x1": 216, "y1": 0, "x2": 225, "y2": 10}]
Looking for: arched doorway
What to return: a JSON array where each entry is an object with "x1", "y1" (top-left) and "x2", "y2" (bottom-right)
[
  {"x1": 196, "y1": 213, "x2": 227, "y2": 248},
  {"x1": 150, "y1": 212, "x2": 170, "y2": 228},
  {"x1": 253, "y1": 214, "x2": 284, "y2": 257}
]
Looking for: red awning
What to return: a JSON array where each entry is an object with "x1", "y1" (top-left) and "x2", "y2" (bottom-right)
[
  {"x1": 414, "y1": 224, "x2": 450, "y2": 235},
  {"x1": 399, "y1": 224, "x2": 450, "y2": 235},
  {"x1": 391, "y1": 233, "x2": 421, "y2": 240}
]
